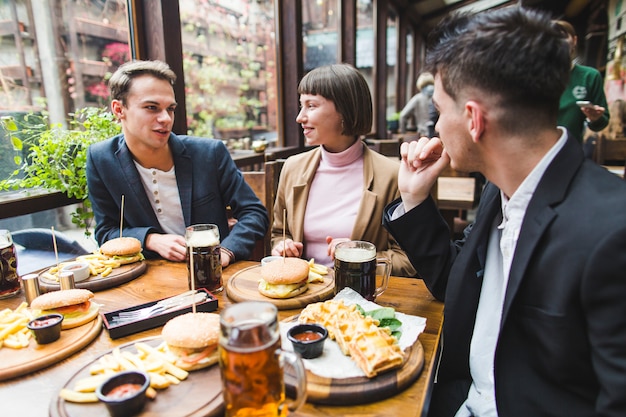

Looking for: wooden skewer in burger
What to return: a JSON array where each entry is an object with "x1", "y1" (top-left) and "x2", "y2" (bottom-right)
[{"x1": 258, "y1": 209, "x2": 310, "y2": 299}]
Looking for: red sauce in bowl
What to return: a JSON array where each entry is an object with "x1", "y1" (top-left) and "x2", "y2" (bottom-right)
[
  {"x1": 30, "y1": 317, "x2": 61, "y2": 328},
  {"x1": 292, "y1": 330, "x2": 323, "y2": 342},
  {"x1": 106, "y1": 383, "x2": 143, "y2": 400}
]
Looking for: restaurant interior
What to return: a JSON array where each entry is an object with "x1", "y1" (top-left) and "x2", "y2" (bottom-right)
[{"x1": 0, "y1": 0, "x2": 623, "y2": 416}]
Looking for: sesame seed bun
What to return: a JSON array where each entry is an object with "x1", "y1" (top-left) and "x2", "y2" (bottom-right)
[
  {"x1": 260, "y1": 257, "x2": 310, "y2": 285},
  {"x1": 100, "y1": 237, "x2": 142, "y2": 257},
  {"x1": 30, "y1": 288, "x2": 93, "y2": 311},
  {"x1": 161, "y1": 312, "x2": 220, "y2": 371},
  {"x1": 162, "y1": 312, "x2": 220, "y2": 349}
]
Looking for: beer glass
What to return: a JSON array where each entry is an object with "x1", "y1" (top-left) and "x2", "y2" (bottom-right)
[
  {"x1": 334, "y1": 240, "x2": 391, "y2": 301},
  {"x1": 0, "y1": 230, "x2": 20, "y2": 299},
  {"x1": 185, "y1": 224, "x2": 223, "y2": 293},
  {"x1": 219, "y1": 301, "x2": 307, "y2": 417}
]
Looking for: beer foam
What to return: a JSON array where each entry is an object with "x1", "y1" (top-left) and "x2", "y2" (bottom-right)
[
  {"x1": 335, "y1": 247, "x2": 375, "y2": 262},
  {"x1": 187, "y1": 229, "x2": 219, "y2": 247}
]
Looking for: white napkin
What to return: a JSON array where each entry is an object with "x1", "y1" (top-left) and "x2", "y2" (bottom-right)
[{"x1": 280, "y1": 287, "x2": 427, "y2": 379}]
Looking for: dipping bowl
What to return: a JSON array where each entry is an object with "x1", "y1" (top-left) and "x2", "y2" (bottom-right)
[
  {"x1": 96, "y1": 370, "x2": 150, "y2": 417},
  {"x1": 61, "y1": 261, "x2": 90, "y2": 282},
  {"x1": 287, "y1": 323, "x2": 328, "y2": 359},
  {"x1": 27, "y1": 313, "x2": 64, "y2": 344}
]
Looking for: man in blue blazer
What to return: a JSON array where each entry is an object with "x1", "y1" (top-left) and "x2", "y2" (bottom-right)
[
  {"x1": 383, "y1": 6, "x2": 626, "y2": 417},
  {"x1": 87, "y1": 60, "x2": 268, "y2": 266}
]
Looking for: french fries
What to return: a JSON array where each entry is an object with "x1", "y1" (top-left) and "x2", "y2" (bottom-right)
[
  {"x1": 59, "y1": 341, "x2": 189, "y2": 403},
  {"x1": 43, "y1": 253, "x2": 122, "y2": 281},
  {"x1": 308, "y1": 258, "x2": 329, "y2": 283},
  {"x1": 0, "y1": 302, "x2": 33, "y2": 350}
]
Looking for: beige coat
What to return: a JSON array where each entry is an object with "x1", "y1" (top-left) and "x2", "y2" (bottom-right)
[{"x1": 271, "y1": 143, "x2": 416, "y2": 277}]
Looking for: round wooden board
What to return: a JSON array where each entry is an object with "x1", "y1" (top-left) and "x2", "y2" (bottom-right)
[
  {"x1": 285, "y1": 339, "x2": 424, "y2": 405},
  {"x1": 0, "y1": 316, "x2": 103, "y2": 382},
  {"x1": 225, "y1": 264, "x2": 335, "y2": 310},
  {"x1": 49, "y1": 336, "x2": 224, "y2": 417},
  {"x1": 38, "y1": 261, "x2": 147, "y2": 292}
]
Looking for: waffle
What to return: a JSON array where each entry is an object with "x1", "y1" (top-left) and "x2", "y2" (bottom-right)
[{"x1": 298, "y1": 300, "x2": 405, "y2": 377}]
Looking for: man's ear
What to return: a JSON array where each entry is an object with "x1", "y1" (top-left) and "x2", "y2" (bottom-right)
[
  {"x1": 111, "y1": 100, "x2": 124, "y2": 119},
  {"x1": 466, "y1": 100, "x2": 484, "y2": 143}
]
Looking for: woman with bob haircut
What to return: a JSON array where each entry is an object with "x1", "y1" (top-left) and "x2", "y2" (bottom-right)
[{"x1": 271, "y1": 63, "x2": 415, "y2": 276}]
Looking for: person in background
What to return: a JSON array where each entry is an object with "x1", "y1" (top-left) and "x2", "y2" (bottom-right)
[
  {"x1": 271, "y1": 63, "x2": 415, "y2": 277},
  {"x1": 399, "y1": 72, "x2": 436, "y2": 137},
  {"x1": 87, "y1": 60, "x2": 268, "y2": 267},
  {"x1": 383, "y1": 6, "x2": 626, "y2": 417},
  {"x1": 556, "y1": 19, "x2": 609, "y2": 146}
]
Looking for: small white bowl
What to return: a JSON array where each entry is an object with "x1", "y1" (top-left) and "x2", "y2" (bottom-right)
[
  {"x1": 261, "y1": 256, "x2": 283, "y2": 267},
  {"x1": 61, "y1": 261, "x2": 91, "y2": 282}
]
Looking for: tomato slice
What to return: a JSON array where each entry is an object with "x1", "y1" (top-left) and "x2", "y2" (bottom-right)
[
  {"x1": 181, "y1": 345, "x2": 216, "y2": 364},
  {"x1": 54, "y1": 300, "x2": 90, "y2": 315}
]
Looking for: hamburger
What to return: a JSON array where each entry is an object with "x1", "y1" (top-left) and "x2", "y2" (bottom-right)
[
  {"x1": 161, "y1": 312, "x2": 220, "y2": 371},
  {"x1": 30, "y1": 288, "x2": 99, "y2": 330},
  {"x1": 99, "y1": 237, "x2": 144, "y2": 265},
  {"x1": 258, "y1": 257, "x2": 310, "y2": 299}
]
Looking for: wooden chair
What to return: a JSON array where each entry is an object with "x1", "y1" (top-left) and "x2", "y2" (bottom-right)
[
  {"x1": 364, "y1": 137, "x2": 403, "y2": 158},
  {"x1": 240, "y1": 159, "x2": 284, "y2": 260},
  {"x1": 593, "y1": 134, "x2": 626, "y2": 165}
]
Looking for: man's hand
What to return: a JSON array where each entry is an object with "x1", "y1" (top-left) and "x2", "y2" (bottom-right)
[
  {"x1": 271, "y1": 239, "x2": 304, "y2": 258},
  {"x1": 398, "y1": 137, "x2": 450, "y2": 212},
  {"x1": 145, "y1": 233, "x2": 187, "y2": 261},
  {"x1": 581, "y1": 104, "x2": 606, "y2": 123},
  {"x1": 326, "y1": 236, "x2": 350, "y2": 260}
]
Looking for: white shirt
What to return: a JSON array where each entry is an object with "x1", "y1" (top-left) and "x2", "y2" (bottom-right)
[
  {"x1": 134, "y1": 162, "x2": 185, "y2": 236},
  {"x1": 455, "y1": 128, "x2": 567, "y2": 417}
]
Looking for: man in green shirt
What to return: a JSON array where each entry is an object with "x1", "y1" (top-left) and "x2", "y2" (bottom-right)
[{"x1": 556, "y1": 20, "x2": 609, "y2": 146}]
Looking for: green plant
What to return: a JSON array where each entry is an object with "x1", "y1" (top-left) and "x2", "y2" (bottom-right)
[{"x1": 0, "y1": 107, "x2": 120, "y2": 234}]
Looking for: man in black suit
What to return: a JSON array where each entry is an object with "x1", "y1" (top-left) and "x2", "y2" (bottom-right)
[{"x1": 383, "y1": 6, "x2": 626, "y2": 417}]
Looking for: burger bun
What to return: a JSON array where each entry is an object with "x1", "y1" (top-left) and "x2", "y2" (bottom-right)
[
  {"x1": 162, "y1": 312, "x2": 220, "y2": 371},
  {"x1": 258, "y1": 258, "x2": 309, "y2": 299},
  {"x1": 30, "y1": 289, "x2": 99, "y2": 329},
  {"x1": 99, "y1": 237, "x2": 143, "y2": 265}
]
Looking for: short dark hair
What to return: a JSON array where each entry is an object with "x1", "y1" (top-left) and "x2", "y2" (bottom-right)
[
  {"x1": 108, "y1": 60, "x2": 177, "y2": 104},
  {"x1": 425, "y1": 6, "x2": 570, "y2": 132},
  {"x1": 298, "y1": 64, "x2": 373, "y2": 136}
]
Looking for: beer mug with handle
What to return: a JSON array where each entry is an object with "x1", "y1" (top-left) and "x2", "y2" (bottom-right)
[
  {"x1": 185, "y1": 224, "x2": 223, "y2": 293},
  {"x1": 0, "y1": 230, "x2": 20, "y2": 299},
  {"x1": 334, "y1": 240, "x2": 391, "y2": 301},
  {"x1": 219, "y1": 301, "x2": 307, "y2": 417}
]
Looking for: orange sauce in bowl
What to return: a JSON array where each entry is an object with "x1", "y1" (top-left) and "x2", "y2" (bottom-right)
[
  {"x1": 106, "y1": 383, "x2": 143, "y2": 400},
  {"x1": 292, "y1": 330, "x2": 323, "y2": 342}
]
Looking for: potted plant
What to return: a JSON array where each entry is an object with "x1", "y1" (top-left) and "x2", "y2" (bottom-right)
[
  {"x1": 387, "y1": 112, "x2": 400, "y2": 134},
  {"x1": 0, "y1": 107, "x2": 120, "y2": 234}
]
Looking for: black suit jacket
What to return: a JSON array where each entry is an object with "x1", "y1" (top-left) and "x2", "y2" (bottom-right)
[
  {"x1": 86, "y1": 134, "x2": 268, "y2": 261},
  {"x1": 384, "y1": 136, "x2": 626, "y2": 417}
]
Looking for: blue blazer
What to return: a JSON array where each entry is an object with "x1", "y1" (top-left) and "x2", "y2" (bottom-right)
[
  {"x1": 384, "y1": 136, "x2": 626, "y2": 417},
  {"x1": 86, "y1": 133, "x2": 268, "y2": 261}
]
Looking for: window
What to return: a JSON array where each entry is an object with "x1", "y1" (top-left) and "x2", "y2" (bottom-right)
[
  {"x1": 178, "y1": 0, "x2": 279, "y2": 146},
  {"x1": 302, "y1": 0, "x2": 339, "y2": 72}
]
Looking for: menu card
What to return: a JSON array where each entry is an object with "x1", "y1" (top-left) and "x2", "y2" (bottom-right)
[{"x1": 280, "y1": 287, "x2": 427, "y2": 379}]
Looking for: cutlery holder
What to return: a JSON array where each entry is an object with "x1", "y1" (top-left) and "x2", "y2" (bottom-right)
[{"x1": 102, "y1": 289, "x2": 218, "y2": 339}]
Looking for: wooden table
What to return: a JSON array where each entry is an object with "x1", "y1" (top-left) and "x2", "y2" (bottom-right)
[{"x1": 0, "y1": 259, "x2": 443, "y2": 417}]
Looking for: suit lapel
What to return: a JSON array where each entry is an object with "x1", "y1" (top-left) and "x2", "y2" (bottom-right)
[
  {"x1": 170, "y1": 136, "x2": 193, "y2": 225},
  {"x1": 351, "y1": 152, "x2": 376, "y2": 239},
  {"x1": 500, "y1": 136, "x2": 584, "y2": 326},
  {"x1": 115, "y1": 139, "x2": 158, "y2": 225},
  {"x1": 292, "y1": 149, "x2": 321, "y2": 242}
]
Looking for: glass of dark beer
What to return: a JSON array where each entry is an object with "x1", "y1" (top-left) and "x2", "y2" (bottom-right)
[
  {"x1": 334, "y1": 240, "x2": 391, "y2": 301},
  {"x1": 185, "y1": 224, "x2": 223, "y2": 293},
  {"x1": 0, "y1": 230, "x2": 21, "y2": 299},
  {"x1": 219, "y1": 301, "x2": 307, "y2": 417}
]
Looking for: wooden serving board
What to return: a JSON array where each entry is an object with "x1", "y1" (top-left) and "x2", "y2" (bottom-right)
[
  {"x1": 0, "y1": 316, "x2": 103, "y2": 382},
  {"x1": 225, "y1": 265, "x2": 335, "y2": 310},
  {"x1": 39, "y1": 261, "x2": 147, "y2": 293},
  {"x1": 286, "y1": 339, "x2": 424, "y2": 405},
  {"x1": 49, "y1": 337, "x2": 224, "y2": 417}
]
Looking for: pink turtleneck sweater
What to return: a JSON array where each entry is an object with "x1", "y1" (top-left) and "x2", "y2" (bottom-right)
[{"x1": 302, "y1": 140, "x2": 364, "y2": 267}]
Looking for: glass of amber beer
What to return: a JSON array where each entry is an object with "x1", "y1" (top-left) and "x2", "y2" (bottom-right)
[
  {"x1": 185, "y1": 224, "x2": 223, "y2": 293},
  {"x1": 0, "y1": 230, "x2": 20, "y2": 299},
  {"x1": 219, "y1": 301, "x2": 307, "y2": 417},
  {"x1": 334, "y1": 240, "x2": 391, "y2": 301}
]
